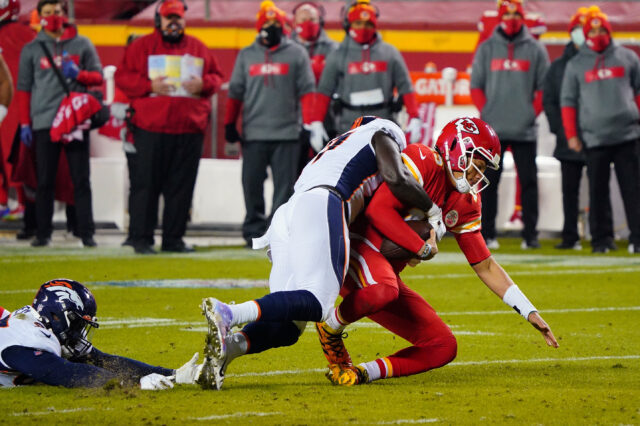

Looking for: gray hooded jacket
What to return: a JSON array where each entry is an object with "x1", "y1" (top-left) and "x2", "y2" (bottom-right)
[
  {"x1": 318, "y1": 33, "x2": 413, "y2": 133},
  {"x1": 17, "y1": 29, "x2": 102, "y2": 131},
  {"x1": 560, "y1": 41, "x2": 640, "y2": 148},
  {"x1": 471, "y1": 26, "x2": 549, "y2": 141},
  {"x1": 228, "y1": 36, "x2": 315, "y2": 142}
]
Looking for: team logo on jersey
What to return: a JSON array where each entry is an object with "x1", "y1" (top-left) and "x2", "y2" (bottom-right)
[
  {"x1": 490, "y1": 58, "x2": 531, "y2": 72},
  {"x1": 445, "y1": 210, "x2": 459, "y2": 227},
  {"x1": 249, "y1": 63, "x2": 290, "y2": 77},
  {"x1": 348, "y1": 61, "x2": 388, "y2": 75},
  {"x1": 584, "y1": 66, "x2": 625, "y2": 83},
  {"x1": 454, "y1": 118, "x2": 480, "y2": 136}
]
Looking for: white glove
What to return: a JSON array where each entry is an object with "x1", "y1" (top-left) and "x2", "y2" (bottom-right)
[
  {"x1": 175, "y1": 352, "x2": 204, "y2": 384},
  {"x1": 0, "y1": 105, "x2": 7, "y2": 125},
  {"x1": 405, "y1": 117, "x2": 422, "y2": 144},
  {"x1": 426, "y1": 204, "x2": 446, "y2": 241},
  {"x1": 140, "y1": 373, "x2": 175, "y2": 390},
  {"x1": 304, "y1": 121, "x2": 328, "y2": 152}
]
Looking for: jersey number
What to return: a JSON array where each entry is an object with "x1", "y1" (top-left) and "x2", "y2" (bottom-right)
[{"x1": 311, "y1": 132, "x2": 352, "y2": 164}]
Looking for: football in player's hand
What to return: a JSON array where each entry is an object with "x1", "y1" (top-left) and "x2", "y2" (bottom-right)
[{"x1": 379, "y1": 220, "x2": 433, "y2": 260}]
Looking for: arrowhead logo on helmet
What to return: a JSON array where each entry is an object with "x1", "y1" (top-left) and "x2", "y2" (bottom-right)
[{"x1": 435, "y1": 117, "x2": 501, "y2": 195}]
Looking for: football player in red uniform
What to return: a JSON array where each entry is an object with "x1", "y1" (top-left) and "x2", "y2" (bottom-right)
[{"x1": 316, "y1": 117, "x2": 559, "y2": 385}]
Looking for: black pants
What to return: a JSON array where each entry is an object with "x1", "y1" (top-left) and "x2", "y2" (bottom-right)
[
  {"x1": 34, "y1": 129, "x2": 94, "y2": 239},
  {"x1": 241, "y1": 139, "x2": 300, "y2": 243},
  {"x1": 481, "y1": 140, "x2": 538, "y2": 241},
  {"x1": 125, "y1": 151, "x2": 141, "y2": 242},
  {"x1": 585, "y1": 140, "x2": 640, "y2": 248},
  {"x1": 130, "y1": 127, "x2": 203, "y2": 248}
]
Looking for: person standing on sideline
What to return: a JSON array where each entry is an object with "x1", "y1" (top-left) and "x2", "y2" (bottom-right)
[
  {"x1": 543, "y1": 5, "x2": 612, "y2": 251},
  {"x1": 224, "y1": 1, "x2": 315, "y2": 247},
  {"x1": 560, "y1": 10, "x2": 640, "y2": 254},
  {"x1": 17, "y1": 0, "x2": 102, "y2": 248},
  {"x1": 311, "y1": 0, "x2": 422, "y2": 146},
  {"x1": 115, "y1": 0, "x2": 223, "y2": 254},
  {"x1": 471, "y1": 0, "x2": 549, "y2": 250},
  {"x1": 290, "y1": 1, "x2": 338, "y2": 170}
]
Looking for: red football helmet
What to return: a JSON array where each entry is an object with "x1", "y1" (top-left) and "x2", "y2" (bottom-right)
[
  {"x1": 0, "y1": 0, "x2": 20, "y2": 23},
  {"x1": 435, "y1": 117, "x2": 501, "y2": 194}
]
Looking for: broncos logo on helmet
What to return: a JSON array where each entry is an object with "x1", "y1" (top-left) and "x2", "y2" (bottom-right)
[{"x1": 32, "y1": 279, "x2": 99, "y2": 358}]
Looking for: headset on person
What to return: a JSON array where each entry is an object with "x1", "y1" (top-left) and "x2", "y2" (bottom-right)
[
  {"x1": 154, "y1": 0, "x2": 188, "y2": 29},
  {"x1": 292, "y1": 1, "x2": 326, "y2": 28},
  {"x1": 340, "y1": 0, "x2": 379, "y2": 33}
]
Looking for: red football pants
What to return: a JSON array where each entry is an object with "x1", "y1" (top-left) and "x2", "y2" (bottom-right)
[{"x1": 339, "y1": 240, "x2": 457, "y2": 378}]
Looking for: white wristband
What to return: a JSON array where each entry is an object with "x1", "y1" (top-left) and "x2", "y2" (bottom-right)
[
  {"x1": 0, "y1": 104, "x2": 7, "y2": 123},
  {"x1": 502, "y1": 284, "x2": 537, "y2": 320}
]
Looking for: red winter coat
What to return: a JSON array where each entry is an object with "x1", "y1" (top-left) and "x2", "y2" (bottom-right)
[{"x1": 115, "y1": 30, "x2": 223, "y2": 134}]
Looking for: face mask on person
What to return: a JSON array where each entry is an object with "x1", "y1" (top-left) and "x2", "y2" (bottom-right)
[
  {"x1": 260, "y1": 25, "x2": 283, "y2": 48},
  {"x1": 162, "y1": 20, "x2": 184, "y2": 43},
  {"x1": 349, "y1": 27, "x2": 376, "y2": 44},
  {"x1": 41, "y1": 15, "x2": 65, "y2": 33},
  {"x1": 570, "y1": 27, "x2": 585, "y2": 46},
  {"x1": 586, "y1": 33, "x2": 611, "y2": 52},
  {"x1": 500, "y1": 19, "x2": 523, "y2": 36},
  {"x1": 296, "y1": 21, "x2": 320, "y2": 41}
]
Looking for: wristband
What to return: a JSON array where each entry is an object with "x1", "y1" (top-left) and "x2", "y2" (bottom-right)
[
  {"x1": 0, "y1": 104, "x2": 7, "y2": 122},
  {"x1": 426, "y1": 203, "x2": 441, "y2": 219},
  {"x1": 502, "y1": 284, "x2": 537, "y2": 320}
]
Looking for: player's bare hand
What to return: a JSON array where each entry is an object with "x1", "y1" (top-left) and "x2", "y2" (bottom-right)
[
  {"x1": 568, "y1": 136, "x2": 583, "y2": 152},
  {"x1": 527, "y1": 312, "x2": 559, "y2": 348},
  {"x1": 182, "y1": 75, "x2": 203, "y2": 96},
  {"x1": 151, "y1": 76, "x2": 175, "y2": 96}
]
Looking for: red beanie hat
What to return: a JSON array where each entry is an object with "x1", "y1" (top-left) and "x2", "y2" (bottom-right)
[
  {"x1": 582, "y1": 10, "x2": 612, "y2": 37},
  {"x1": 498, "y1": 0, "x2": 524, "y2": 19},
  {"x1": 347, "y1": 2, "x2": 378, "y2": 27},
  {"x1": 256, "y1": 1, "x2": 286, "y2": 32}
]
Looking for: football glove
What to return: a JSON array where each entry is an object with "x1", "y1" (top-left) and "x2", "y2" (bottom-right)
[
  {"x1": 0, "y1": 105, "x2": 7, "y2": 125},
  {"x1": 175, "y1": 352, "x2": 204, "y2": 384},
  {"x1": 20, "y1": 125, "x2": 33, "y2": 148},
  {"x1": 405, "y1": 117, "x2": 422, "y2": 144},
  {"x1": 426, "y1": 204, "x2": 446, "y2": 241},
  {"x1": 61, "y1": 55, "x2": 80, "y2": 80},
  {"x1": 140, "y1": 373, "x2": 174, "y2": 390},
  {"x1": 224, "y1": 123, "x2": 242, "y2": 143},
  {"x1": 304, "y1": 121, "x2": 328, "y2": 152}
]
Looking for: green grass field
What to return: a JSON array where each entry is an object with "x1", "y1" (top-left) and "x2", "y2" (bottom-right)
[{"x1": 1, "y1": 238, "x2": 639, "y2": 425}]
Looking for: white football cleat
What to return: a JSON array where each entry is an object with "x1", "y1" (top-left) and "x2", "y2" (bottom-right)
[{"x1": 199, "y1": 298, "x2": 233, "y2": 390}]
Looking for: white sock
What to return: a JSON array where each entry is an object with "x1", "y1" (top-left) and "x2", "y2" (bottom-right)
[
  {"x1": 228, "y1": 301, "x2": 259, "y2": 327},
  {"x1": 359, "y1": 361, "x2": 381, "y2": 382},
  {"x1": 324, "y1": 307, "x2": 349, "y2": 333},
  {"x1": 225, "y1": 332, "x2": 249, "y2": 365}
]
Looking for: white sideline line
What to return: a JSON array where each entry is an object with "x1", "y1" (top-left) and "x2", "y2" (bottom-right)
[
  {"x1": 10, "y1": 407, "x2": 96, "y2": 417},
  {"x1": 190, "y1": 412, "x2": 282, "y2": 421},
  {"x1": 227, "y1": 355, "x2": 640, "y2": 379},
  {"x1": 181, "y1": 326, "x2": 497, "y2": 336},
  {"x1": 0, "y1": 289, "x2": 34, "y2": 294},
  {"x1": 378, "y1": 420, "x2": 439, "y2": 425}
]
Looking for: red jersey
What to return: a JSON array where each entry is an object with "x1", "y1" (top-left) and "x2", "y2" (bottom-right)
[
  {"x1": 362, "y1": 144, "x2": 491, "y2": 265},
  {"x1": 115, "y1": 30, "x2": 224, "y2": 134}
]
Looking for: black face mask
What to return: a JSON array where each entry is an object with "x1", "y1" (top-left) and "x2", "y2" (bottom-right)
[
  {"x1": 260, "y1": 25, "x2": 283, "y2": 48},
  {"x1": 162, "y1": 21, "x2": 184, "y2": 43}
]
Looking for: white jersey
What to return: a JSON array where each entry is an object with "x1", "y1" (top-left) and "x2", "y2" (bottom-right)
[
  {"x1": 0, "y1": 305, "x2": 61, "y2": 388},
  {"x1": 294, "y1": 118, "x2": 407, "y2": 222}
]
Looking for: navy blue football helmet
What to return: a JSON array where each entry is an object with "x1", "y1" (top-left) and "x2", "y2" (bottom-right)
[
  {"x1": 350, "y1": 115, "x2": 380, "y2": 130},
  {"x1": 32, "y1": 279, "x2": 99, "y2": 357}
]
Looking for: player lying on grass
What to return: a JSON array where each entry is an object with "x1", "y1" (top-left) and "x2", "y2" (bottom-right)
[
  {"x1": 0, "y1": 279, "x2": 203, "y2": 389},
  {"x1": 316, "y1": 117, "x2": 559, "y2": 385},
  {"x1": 198, "y1": 117, "x2": 443, "y2": 389}
]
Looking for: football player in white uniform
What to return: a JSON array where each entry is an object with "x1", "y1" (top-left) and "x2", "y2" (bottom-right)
[
  {"x1": 200, "y1": 117, "x2": 444, "y2": 389},
  {"x1": 0, "y1": 279, "x2": 202, "y2": 389}
]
